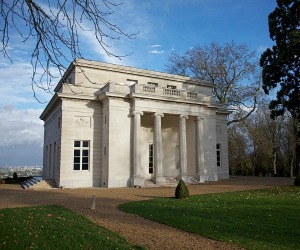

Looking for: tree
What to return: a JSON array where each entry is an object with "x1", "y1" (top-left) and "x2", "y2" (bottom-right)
[
  {"x1": 228, "y1": 125, "x2": 249, "y2": 175},
  {"x1": 0, "y1": 0, "x2": 136, "y2": 99},
  {"x1": 260, "y1": 0, "x2": 300, "y2": 174},
  {"x1": 166, "y1": 41, "x2": 262, "y2": 125},
  {"x1": 280, "y1": 115, "x2": 298, "y2": 176}
]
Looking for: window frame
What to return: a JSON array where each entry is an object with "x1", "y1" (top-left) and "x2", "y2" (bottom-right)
[
  {"x1": 73, "y1": 140, "x2": 90, "y2": 171},
  {"x1": 148, "y1": 82, "x2": 158, "y2": 87},
  {"x1": 216, "y1": 144, "x2": 221, "y2": 167},
  {"x1": 167, "y1": 85, "x2": 177, "y2": 89},
  {"x1": 127, "y1": 79, "x2": 138, "y2": 85},
  {"x1": 149, "y1": 144, "x2": 154, "y2": 174}
]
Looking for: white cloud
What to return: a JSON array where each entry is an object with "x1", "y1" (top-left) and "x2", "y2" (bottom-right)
[
  {"x1": 150, "y1": 44, "x2": 162, "y2": 48},
  {"x1": 0, "y1": 59, "x2": 55, "y2": 107},
  {"x1": 78, "y1": 28, "x2": 127, "y2": 65},
  {"x1": 149, "y1": 50, "x2": 165, "y2": 54},
  {"x1": 0, "y1": 106, "x2": 44, "y2": 147}
]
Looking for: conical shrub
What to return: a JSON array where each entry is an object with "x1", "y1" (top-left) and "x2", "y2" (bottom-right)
[{"x1": 175, "y1": 179, "x2": 190, "y2": 199}]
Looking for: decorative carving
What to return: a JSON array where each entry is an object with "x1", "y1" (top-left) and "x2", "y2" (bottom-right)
[
  {"x1": 179, "y1": 114, "x2": 188, "y2": 119},
  {"x1": 75, "y1": 116, "x2": 90, "y2": 128},
  {"x1": 131, "y1": 111, "x2": 143, "y2": 116},
  {"x1": 195, "y1": 116, "x2": 204, "y2": 121},
  {"x1": 154, "y1": 113, "x2": 164, "y2": 118}
]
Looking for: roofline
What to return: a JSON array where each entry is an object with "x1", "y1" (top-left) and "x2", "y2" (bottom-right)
[
  {"x1": 54, "y1": 61, "x2": 77, "y2": 92},
  {"x1": 76, "y1": 59, "x2": 213, "y2": 85},
  {"x1": 40, "y1": 93, "x2": 59, "y2": 120},
  {"x1": 54, "y1": 59, "x2": 213, "y2": 93}
]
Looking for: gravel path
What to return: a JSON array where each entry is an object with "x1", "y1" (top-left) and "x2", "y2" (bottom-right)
[{"x1": 0, "y1": 177, "x2": 294, "y2": 249}]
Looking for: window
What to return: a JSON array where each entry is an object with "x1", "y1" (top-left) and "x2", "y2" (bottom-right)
[
  {"x1": 148, "y1": 82, "x2": 158, "y2": 87},
  {"x1": 127, "y1": 79, "x2": 138, "y2": 85},
  {"x1": 216, "y1": 144, "x2": 221, "y2": 167},
  {"x1": 167, "y1": 85, "x2": 176, "y2": 89},
  {"x1": 54, "y1": 142, "x2": 56, "y2": 171},
  {"x1": 149, "y1": 144, "x2": 154, "y2": 174},
  {"x1": 58, "y1": 116, "x2": 61, "y2": 128},
  {"x1": 74, "y1": 140, "x2": 89, "y2": 170}
]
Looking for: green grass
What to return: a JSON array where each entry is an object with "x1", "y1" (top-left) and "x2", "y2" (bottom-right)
[
  {"x1": 119, "y1": 187, "x2": 300, "y2": 250},
  {"x1": 0, "y1": 205, "x2": 144, "y2": 250}
]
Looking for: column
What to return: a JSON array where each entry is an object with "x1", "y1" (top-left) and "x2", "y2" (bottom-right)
[
  {"x1": 195, "y1": 116, "x2": 205, "y2": 182},
  {"x1": 153, "y1": 112, "x2": 165, "y2": 184},
  {"x1": 179, "y1": 114, "x2": 189, "y2": 183},
  {"x1": 131, "y1": 111, "x2": 144, "y2": 187}
]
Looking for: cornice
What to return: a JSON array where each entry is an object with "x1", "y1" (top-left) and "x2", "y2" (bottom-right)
[{"x1": 73, "y1": 59, "x2": 213, "y2": 87}]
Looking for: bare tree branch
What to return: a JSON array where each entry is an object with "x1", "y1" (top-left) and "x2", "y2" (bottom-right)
[
  {"x1": 0, "y1": 0, "x2": 137, "y2": 102},
  {"x1": 166, "y1": 41, "x2": 262, "y2": 125}
]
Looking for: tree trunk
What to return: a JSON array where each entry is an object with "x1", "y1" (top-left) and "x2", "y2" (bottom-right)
[
  {"x1": 273, "y1": 150, "x2": 277, "y2": 176},
  {"x1": 291, "y1": 150, "x2": 295, "y2": 177}
]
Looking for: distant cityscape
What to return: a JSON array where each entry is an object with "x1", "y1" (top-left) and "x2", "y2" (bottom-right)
[{"x1": 0, "y1": 166, "x2": 43, "y2": 178}]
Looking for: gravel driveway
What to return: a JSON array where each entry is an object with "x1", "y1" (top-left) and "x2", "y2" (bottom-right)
[{"x1": 0, "y1": 177, "x2": 294, "y2": 250}]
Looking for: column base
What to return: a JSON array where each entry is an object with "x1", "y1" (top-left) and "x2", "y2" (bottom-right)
[
  {"x1": 181, "y1": 175, "x2": 190, "y2": 184},
  {"x1": 196, "y1": 174, "x2": 218, "y2": 182},
  {"x1": 130, "y1": 177, "x2": 145, "y2": 187},
  {"x1": 199, "y1": 175, "x2": 208, "y2": 183},
  {"x1": 153, "y1": 176, "x2": 166, "y2": 185}
]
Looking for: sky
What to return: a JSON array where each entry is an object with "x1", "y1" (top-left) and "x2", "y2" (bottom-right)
[{"x1": 0, "y1": 0, "x2": 277, "y2": 167}]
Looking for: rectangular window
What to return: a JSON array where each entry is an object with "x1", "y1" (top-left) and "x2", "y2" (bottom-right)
[
  {"x1": 54, "y1": 142, "x2": 56, "y2": 171},
  {"x1": 167, "y1": 85, "x2": 176, "y2": 89},
  {"x1": 74, "y1": 140, "x2": 89, "y2": 171},
  {"x1": 148, "y1": 82, "x2": 158, "y2": 87},
  {"x1": 127, "y1": 79, "x2": 138, "y2": 85},
  {"x1": 149, "y1": 144, "x2": 154, "y2": 174},
  {"x1": 216, "y1": 144, "x2": 221, "y2": 167}
]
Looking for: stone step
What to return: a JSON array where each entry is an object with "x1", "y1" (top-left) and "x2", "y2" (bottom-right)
[
  {"x1": 143, "y1": 178, "x2": 179, "y2": 187},
  {"x1": 27, "y1": 178, "x2": 39, "y2": 186},
  {"x1": 21, "y1": 178, "x2": 57, "y2": 189}
]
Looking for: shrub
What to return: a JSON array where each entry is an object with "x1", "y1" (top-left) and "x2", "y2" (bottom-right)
[
  {"x1": 13, "y1": 172, "x2": 18, "y2": 179},
  {"x1": 294, "y1": 175, "x2": 300, "y2": 186},
  {"x1": 175, "y1": 179, "x2": 190, "y2": 199}
]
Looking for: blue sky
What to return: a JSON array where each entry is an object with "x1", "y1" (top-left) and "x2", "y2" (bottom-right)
[{"x1": 0, "y1": 0, "x2": 277, "y2": 166}]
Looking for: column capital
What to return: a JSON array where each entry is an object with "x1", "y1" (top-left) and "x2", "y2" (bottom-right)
[
  {"x1": 195, "y1": 116, "x2": 204, "y2": 121},
  {"x1": 154, "y1": 112, "x2": 164, "y2": 118},
  {"x1": 179, "y1": 114, "x2": 188, "y2": 119},
  {"x1": 131, "y1": 111, "x2": 143, "y2": 116}
]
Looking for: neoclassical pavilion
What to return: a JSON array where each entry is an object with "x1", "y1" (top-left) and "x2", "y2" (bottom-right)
[{"x1": 40, "y1": 59, "x2": 229, "y2": 188}]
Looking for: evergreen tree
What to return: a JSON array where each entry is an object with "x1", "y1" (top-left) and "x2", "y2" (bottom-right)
[
  {"x1": 260, "y1": 0, "x2": 300, "y2": 174},
  {"x1": 175, "y1": 180, "x2": 190, "y2": 199}
]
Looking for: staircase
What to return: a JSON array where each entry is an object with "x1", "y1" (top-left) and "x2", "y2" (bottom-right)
[
  {"x1": 21, "y1": 177, "x2": 57, "y2": 189},
  {"x1": 143, "y1": 177, "x2": 203, "y2": 187},
  {"x1": 144, "y1": 178, "x2": 179, "y2": 187},
  {"x1": 189, "y1": 177, "x2": 200, "y2": 184}
]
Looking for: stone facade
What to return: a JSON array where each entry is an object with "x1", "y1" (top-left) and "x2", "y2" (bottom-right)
[{"x1": 40, "y1": 59, "x2": 229, "y2": 188}]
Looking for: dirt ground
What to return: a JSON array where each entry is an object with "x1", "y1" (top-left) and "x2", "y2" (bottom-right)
[{"x1": 0, "y1": 177, "x2": 294, "y2": 250}]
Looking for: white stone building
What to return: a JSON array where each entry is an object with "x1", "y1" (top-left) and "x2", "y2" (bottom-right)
[{"x1": 40, "y1": 59, "x2": 229, "y2": 188}]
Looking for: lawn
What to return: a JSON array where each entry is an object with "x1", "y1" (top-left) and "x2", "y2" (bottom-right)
[
  {"x1": 119, "y1": 187, "x2": 300, "y2": 250},
  {"x1": 0, "y1": 205, "x2": 144, "y2": 250}
]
